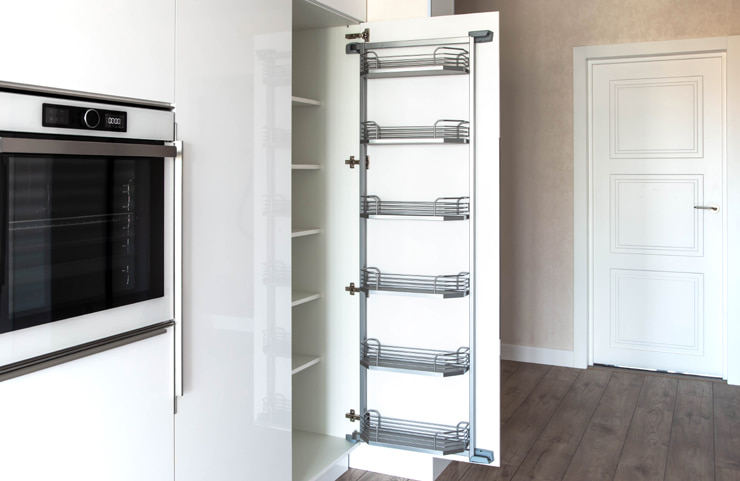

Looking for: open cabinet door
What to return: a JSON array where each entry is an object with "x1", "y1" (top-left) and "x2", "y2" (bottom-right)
[{"x1": 291, "y1": 11, "x2": 499, "y2": 481}]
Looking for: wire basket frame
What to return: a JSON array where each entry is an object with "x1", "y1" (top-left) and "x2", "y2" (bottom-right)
[
  {"x1": 362, "y1": 267, "x2": 469, "y2": 298},
  {"x1": 361, "y1": 195, "x2": 469, "y2": 220},
  {"x1": 361, "y1": 120, "x2": 469, "y2": 143},
  {"x1": 359, "y1": 410, "x2": 470, "y2": 455},
  {"x1": 361, "y1": 46, "x2": 470, "y2": 76},
  {"x1": 361, "y1": 338, "x2": 470, "y2": 376}
]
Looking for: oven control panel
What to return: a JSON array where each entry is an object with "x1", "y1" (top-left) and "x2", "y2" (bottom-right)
[{"x1": 42, "y1": 103, "x2": 127, "y2": 132}]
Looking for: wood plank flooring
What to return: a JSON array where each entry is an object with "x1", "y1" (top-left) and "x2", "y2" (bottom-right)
[{"x1": 338, "y1": 361, "x2": 740, "y2": 481}]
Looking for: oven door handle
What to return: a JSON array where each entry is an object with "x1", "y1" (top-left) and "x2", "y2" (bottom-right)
[{"x1": 0, "y1": 137, "x2": 177, "y2": 158}]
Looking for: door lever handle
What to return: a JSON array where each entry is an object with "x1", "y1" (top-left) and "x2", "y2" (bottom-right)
[{"x1": 694, "y1": 205, "x2": 720, "y2": 212}]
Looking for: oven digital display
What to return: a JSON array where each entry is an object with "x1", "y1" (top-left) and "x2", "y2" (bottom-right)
[
  {"x1": 43, "y1": 106, "x2": 70, "y2": 127},
  {"x1": 42, "y1": 103, "x2": 128, "y2": 132}
]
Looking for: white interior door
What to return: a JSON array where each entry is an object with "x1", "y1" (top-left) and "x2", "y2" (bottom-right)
[{"x1": 591, "y1": 53, "x2": 725, "y2": 377}]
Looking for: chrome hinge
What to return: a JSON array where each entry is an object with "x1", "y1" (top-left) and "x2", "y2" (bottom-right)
[
  {"x1": 345, "y1": 156, "x2": 360, "y2": 169},
  {"x1": 345, "y1": 28, "x2": 370, "y2": 42},
  {"x1": 345, "y1": 282, "x2": 361, "y2": 295},
  {"x1": 345, "y1": 155, "x2": 369, "y2": 169},
  {"x1": 345, "y1": 409, "x2": 361, "y2": 422}
]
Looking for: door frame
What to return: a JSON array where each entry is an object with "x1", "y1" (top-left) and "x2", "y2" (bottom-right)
[{"x1": 573, "y1": 36, "x2": 740, "y2": 385}]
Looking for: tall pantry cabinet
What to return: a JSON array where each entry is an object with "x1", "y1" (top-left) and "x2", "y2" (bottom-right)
[{"x1": 291, "y1": 10, "x2": 500, "y2": 481}]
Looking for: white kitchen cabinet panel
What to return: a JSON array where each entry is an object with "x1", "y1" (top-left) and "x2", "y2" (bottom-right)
[
  {"x1": 304, "y1": 0, "x2": 366, "y2": 23},
  {"x1": 174, "y1": 0, "x2": 293, "y2": 480},
  {"x1": 0, "y1": 331, "x2": 175, "y2": 481},
  {"x1": 0, "y1": 0, "x2": 175, "y2": 103}
]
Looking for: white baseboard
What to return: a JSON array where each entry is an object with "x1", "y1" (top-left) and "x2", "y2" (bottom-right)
[{"x1": 501, "y1": 344, "x2": 575, "y2": 368}]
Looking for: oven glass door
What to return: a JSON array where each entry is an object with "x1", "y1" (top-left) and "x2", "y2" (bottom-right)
[{"x1": 0, "y1": 149, "x2": 165, "y2": 334}]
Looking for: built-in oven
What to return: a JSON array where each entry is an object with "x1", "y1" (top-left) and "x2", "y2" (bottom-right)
[{"x1": 0, "y1": 88, "x2": 180, "y2": 373}]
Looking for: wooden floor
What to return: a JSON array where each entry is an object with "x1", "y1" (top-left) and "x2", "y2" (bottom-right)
[{"x1": 338, "y1": 361, "x2": 740, "y2": 481}]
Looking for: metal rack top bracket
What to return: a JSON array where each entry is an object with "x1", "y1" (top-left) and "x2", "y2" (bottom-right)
[{"x1": 346, "y1": 30, "x2": 493, "y2": 55}]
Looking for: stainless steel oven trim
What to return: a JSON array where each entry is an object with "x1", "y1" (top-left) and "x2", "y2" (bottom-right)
[
  {"x1": 0, "y1": 137, "x2": 179, "y2": 374},
  {"x1": 0, "y1": 320, "x2": 175, "y2": 383},
  {"x1": 0, "y1": 137, "x2": 177, "y2": 158},
  {"x1": 0, "y1": 80, "x2": 173, "y2": 110},
  {"x1": 173, "y1": 140, "x2": 183, "y2": 397}
]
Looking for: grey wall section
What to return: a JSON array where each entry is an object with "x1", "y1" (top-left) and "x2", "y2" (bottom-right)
[{"x1": 456, "y1": 0, "x2": 740, "y2": 352}]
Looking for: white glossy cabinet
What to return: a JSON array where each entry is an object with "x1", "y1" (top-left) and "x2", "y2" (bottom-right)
[
  {"x1": 174, "y1": 0, "x2": 293, "y2": 480},
  {"x1": 0, "y1": 332, "x2": 175, "y2": 481},
  {"x1": 0, "y1": 0, "x2": 175, "y2": 103},
  {"x1": 174, "y1": 2, "x2": 499, "y2": 481},
  {"x1": 305, "y1": 0, "x2": 367, "y2": 22}
]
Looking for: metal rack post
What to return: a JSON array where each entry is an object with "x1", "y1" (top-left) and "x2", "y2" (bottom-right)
[{"x1": 359, "y1": 52, "x2": 369, "y2": 420}]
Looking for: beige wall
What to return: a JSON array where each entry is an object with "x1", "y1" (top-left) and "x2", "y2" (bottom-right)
[{"x1": 456, "y1": 0, "x2": 740, "y2": 351}]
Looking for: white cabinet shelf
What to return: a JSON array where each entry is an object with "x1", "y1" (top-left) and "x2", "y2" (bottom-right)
[
  {"x1": 293, "y1": 430, "x2": 357, "y2": 481},
  {"x1": 291, "y1": 290, "x2": 321, "y2": 307},
  {"x1": 292, "y1": 96, "x2": 321, "y2": 107},
  {"x1": 291, "y1": 227, "x2": 321, "y2": 238},
  {"x1": 292, "y1": 163, "x2": 322, "y2": 170},
  {"x1": 292, "y1": 354, "x2": 321, "y2": 375}
]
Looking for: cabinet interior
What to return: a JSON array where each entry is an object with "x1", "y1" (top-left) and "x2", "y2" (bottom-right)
[{"x1": 291, "y1": 10, "x2": 501, "y2": 481}]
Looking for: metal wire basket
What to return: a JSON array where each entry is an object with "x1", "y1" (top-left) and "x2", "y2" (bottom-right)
[
  {"x1": 357, "y1": 410, "x2": 470, "y2": 455},
  {"x1": 362, "y1": 267, "x2": 470, "y2": 298},
  {"x1": 361, "y1": 338, "x2": 470, "y2": 376}
]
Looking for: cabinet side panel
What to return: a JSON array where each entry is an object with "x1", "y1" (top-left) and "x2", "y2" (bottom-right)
[
  {"x1": 175, "y1": 1, "x2": 293, "y2": 481},
  {"x1": 471, "y1": 13, "x2": 501, "y2": 465}
]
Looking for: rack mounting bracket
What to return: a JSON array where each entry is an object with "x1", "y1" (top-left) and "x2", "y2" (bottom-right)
[
  {"x1": 469, "y1": 30, "x2": 494, "y2": 43},
  {"x1": 470, "y1": 448, "x2": 494, "y2": 464}
]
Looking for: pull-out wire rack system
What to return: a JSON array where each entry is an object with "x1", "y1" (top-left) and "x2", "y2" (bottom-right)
[
  {"x1": 361, "y1": 339, "x2": 469, "y2": 377},
  {"x1": 351, "y1": 410, "x2": 469, "y2": 456},
  {"x1": 361, "y1": 195, "x2": 469, "y2": 221},
  {"x1": 361, "y1": 267, "x2": 469, "y2": 298},
  {"x1": 361, "y1": 120, "x2": 469, "y2": 144},
  {"x1": 361, "y1": 46, "x2": 470, "y2": 78}
]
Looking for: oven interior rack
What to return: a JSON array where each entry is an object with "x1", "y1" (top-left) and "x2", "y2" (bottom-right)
[
  {"x1": 361, "y1": 46, "x2": 469, "y2": 79},
  {"x1": 362, "y1": 268, "x2": 469, "y2": 298},
  {"x1": 361, "y1": 339, "x2": 469, "y2": 377},
  {"x1": 361, "y1": 120, "x2": 469, "y2": 144},
  {"x1": 362, "y1": 195, "x2": 469, "y2": 220},
  {"x1": 349, "y1": 410, "x2": 469, "y2": 456}
]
